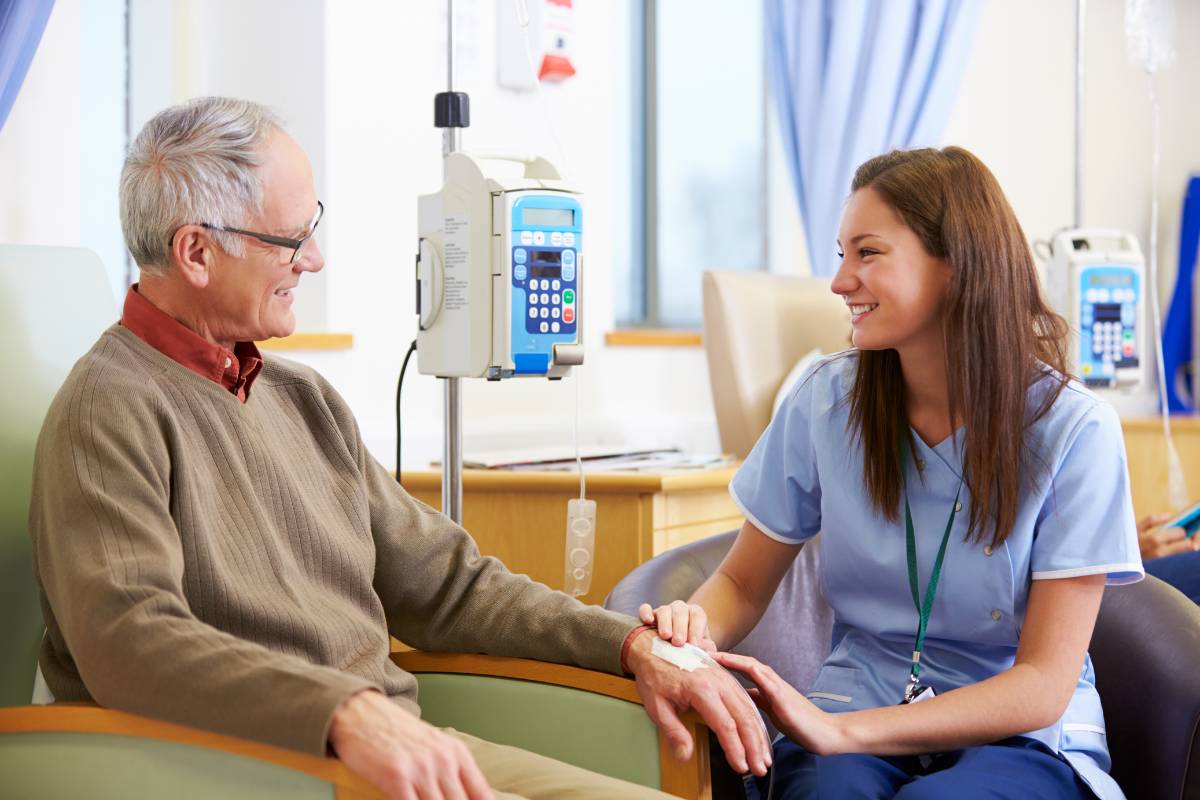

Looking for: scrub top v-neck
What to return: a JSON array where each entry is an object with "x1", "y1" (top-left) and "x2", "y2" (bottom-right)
[{"x1": 730, "y1": 351, "x2": 1142, "y2": 800}]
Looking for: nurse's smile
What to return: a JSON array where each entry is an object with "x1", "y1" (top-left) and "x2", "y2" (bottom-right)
[{"x1": 848, "y1": 302, "x2": 878, "y2": 324}]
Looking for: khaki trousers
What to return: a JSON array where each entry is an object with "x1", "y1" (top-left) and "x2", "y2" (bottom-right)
[{"x1": 449, "y1": 729, "x2": 678, "y2": 799}]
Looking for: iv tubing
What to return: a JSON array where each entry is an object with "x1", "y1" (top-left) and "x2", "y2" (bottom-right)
[
  {"x1": 512, "y1": 0, "x2": 583, "y2": 500},
  {"x1": 1074, "y1": 0, "x2": 1086, "y2": 228},
  {"x1": 575, "y1": 368, "x2": 585, "y2": 500},
  {"x1": 1146, "y1": 74, "x2": 1189, "y2": 509},
  {"x1": 514, "y1": 0, "x2": 569, "y2": 176}
]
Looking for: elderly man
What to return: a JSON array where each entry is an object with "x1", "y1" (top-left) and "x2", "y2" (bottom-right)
[{"x1": 29, "y1": 96, "x2": 769, "y2": 799}]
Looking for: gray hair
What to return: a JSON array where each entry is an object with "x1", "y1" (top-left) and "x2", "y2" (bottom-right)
[{"x1": 119, "y1": 96, "x2": 282, "y2": 274}]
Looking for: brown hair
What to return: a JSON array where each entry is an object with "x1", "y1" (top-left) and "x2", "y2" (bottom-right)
[{"x1": 845, "y1": 147, "x2": 1070, "y2": 548}]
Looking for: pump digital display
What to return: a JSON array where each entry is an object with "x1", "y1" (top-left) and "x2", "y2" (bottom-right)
[
  {"x1": 1089, "y1": 273, "x2": 1133, "y2": 287},
  {"x1": 529, "y1": 250, "x2": 561, "y2": 264},
  {"x1": 523, "y1": 208, "x2": 575, "y2": 227},
  {"x1": 531, "y1": 265, "x2": 562, "y2": 279}
]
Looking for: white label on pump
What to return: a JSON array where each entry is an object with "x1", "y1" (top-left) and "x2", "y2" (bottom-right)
[{"x1": 443, "y1": 216, "x2": 470, "y2": 313}]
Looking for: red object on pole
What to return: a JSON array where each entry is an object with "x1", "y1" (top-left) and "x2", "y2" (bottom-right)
[{"x1": 538, "y1": 54, "x2": 576, "y2": 82}]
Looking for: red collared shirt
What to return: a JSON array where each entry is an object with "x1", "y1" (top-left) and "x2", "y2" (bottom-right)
[{"x1": 120, "y1": 285, "x2": 263, "y2": 402}]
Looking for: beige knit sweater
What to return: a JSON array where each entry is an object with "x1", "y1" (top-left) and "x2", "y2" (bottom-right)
[{"x1": 30, "y1": 324, "x2": 637, "y2": 755}]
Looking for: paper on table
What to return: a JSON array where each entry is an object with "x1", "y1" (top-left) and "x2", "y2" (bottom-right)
[{"x1": 432, "y1": 446, "x2": 733, "y2": 472}]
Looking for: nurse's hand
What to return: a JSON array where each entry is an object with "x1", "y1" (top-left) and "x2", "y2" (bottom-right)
[
  {"x1": 715, "y1": 652, "x2": 849, "y2": 757},
  {"x1": 1138, "y1": 513, "x2": 1196, "y2": 560},
  {"x1": 638, "y1": 600, "x2": 718, "y2": 653}
]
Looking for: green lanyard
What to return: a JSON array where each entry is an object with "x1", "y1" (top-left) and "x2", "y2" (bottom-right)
[{"x1": 902, "y1": 453, "x2": 964, "y2": 703}]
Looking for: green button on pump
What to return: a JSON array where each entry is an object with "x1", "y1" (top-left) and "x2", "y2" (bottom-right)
[{"x1": 564, "y1": 289, "x2": 575, "y2": 304}]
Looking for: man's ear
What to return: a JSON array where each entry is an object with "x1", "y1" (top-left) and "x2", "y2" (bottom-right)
[{"x1": 170, "y1": 226, "x2": 213, "y2": 289}]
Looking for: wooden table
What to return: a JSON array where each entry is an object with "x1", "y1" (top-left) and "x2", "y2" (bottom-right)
[
  {"x1": 398, "y1": 467, "x2": 742, "y2": 606},
  {"x1": 1122, "y1": 417, "x2": 1200, "y2": 520}
]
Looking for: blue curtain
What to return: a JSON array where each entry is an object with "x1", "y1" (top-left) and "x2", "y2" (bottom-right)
[
  {"x1": 1161, "y1": 175, "x2": 1200, "y2": 412},
  {"x1": 766, "y1": 0, "x2": 982, "y2": 277},
  {"x1": 0, "y1": 0, "x2": 55, "y2": 133}
]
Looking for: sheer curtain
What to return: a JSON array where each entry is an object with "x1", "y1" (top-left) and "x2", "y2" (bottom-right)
[
  {"x1": 766, "y1": 0, "x2": 982, "y2": 276},
  {"x1": 0, "y1": 0, "x2": 55, "y2": 133}
]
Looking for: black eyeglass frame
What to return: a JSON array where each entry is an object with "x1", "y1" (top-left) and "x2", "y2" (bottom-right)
[{"x1": 196, "y1": 201, "x2": 324, "y2": 263}]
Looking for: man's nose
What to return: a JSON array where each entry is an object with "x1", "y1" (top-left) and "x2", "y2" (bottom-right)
[{"x1": 297, "y1": 237, "x2": 325, "y2": 273}]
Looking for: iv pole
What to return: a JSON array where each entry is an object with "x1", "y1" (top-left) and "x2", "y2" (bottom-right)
[
  {"x1": 438, "y1": 0, "x2": 466, "y2": 524},
  {"x1": 1074, "y1": 0, "x2": 1085, "y2": 229}
]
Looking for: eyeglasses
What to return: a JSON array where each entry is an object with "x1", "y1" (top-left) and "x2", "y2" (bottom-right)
[{"x1": 198, "y1": 201, "x2": 324, "y2": 263}]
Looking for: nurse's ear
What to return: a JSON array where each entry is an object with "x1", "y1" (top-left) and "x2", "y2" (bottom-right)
[{"x1": 935, "y1": 256, "x2": 954, "y2": 300}]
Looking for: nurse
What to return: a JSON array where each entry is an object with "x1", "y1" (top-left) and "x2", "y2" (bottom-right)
[{"x1": 639, "y1": 147, "x2": 1141, "y2": 799}]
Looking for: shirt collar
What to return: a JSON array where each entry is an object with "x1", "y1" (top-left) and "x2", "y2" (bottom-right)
[{"x1": 120, "y1": 284, "x2": 263, "y2": 402}]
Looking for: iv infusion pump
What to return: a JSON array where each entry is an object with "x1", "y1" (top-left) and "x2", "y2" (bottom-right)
[
  {"x1": 416, "y1": 152, "x2": 584, "y2": 380},
  {"x1": 1045, "y1": 229, "x2": 1147, "y2": 390}
]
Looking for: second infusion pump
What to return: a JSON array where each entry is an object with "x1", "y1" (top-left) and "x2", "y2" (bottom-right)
[
  {"x1": 416, "y1": 153, "x2": 584, "y2": 379},
  {"x1": 1045, "y1": 229, "x2": 1147, "y2": 390}
]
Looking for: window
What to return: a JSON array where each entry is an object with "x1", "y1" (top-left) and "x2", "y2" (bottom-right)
[{"x1": 619, "y1": 0, "x2": 767, "y2": 328}]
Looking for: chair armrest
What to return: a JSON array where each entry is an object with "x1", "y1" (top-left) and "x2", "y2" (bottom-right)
[
  {"x1": 0, "y1": 704, "x2": 382, "y2": 800},
  {"x1": 391, "y1": 652, "x2": 711, "y2": 799},
  {"x1": 1090, "y1": 576, "x2": 1200, "y2": 798}
]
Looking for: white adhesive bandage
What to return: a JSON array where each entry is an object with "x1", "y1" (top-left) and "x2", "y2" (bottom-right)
[{"x1": 651, "y1": 637, "x2": 718, "y2": 672}]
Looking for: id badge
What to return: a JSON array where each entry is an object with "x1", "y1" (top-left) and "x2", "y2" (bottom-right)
[{"x1": 900, "y1": 685, "x2": 936, "y2": 705}]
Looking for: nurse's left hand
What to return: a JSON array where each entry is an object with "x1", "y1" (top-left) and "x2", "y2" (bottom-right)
[{"x1": 715, "y1": 652, "x2": 849, "y2": 757}]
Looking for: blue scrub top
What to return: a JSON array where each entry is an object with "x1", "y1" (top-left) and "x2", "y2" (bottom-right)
[{"x1": 730, "y1": 351, "x2": 1142, "y2": 800}]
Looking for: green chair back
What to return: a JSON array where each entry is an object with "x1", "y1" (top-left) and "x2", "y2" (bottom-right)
[{"x1": 0, "y1": 245, "x2": 117, "y2": 706}]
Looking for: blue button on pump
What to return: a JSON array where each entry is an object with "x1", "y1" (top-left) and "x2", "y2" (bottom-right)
[
  {"x1": 514, "y1": 248, "x2": 527, "y2": 264},
  {"x1": 514, "y1": 264, "x2": 527, "y2": 281},
  {"x1": 514, "y1": 353, "x2": 550, "y2": 375},
  {"x1": 562, "y1": 249, "x2": 576, "y2": 265}
]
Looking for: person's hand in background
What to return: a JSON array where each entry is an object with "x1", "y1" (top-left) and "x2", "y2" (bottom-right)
[{"x1": 1138, "y1": 513, "x2": 1197, "y2": 560}]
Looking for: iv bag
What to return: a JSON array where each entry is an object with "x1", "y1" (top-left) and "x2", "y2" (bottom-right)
[{"x1": 1126, "y1": 0, "x2": 1176, "y2": 74}]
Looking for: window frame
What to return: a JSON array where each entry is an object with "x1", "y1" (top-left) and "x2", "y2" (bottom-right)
[{"x1": 623, "y1": 0, "x2": 771, "y2": 330}]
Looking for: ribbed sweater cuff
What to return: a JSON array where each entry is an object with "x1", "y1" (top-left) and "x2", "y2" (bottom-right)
[{"x1": 311, "y1": 673, "x2": 383, "y2": 757}]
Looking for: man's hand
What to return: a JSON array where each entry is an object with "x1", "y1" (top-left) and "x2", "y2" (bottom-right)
[
  {"x1": 1139, "y1": 513, "x2": 1196, "y2": 560},
  {"x1": 329, "y1": 689, "x2": 494, "y2": 800},
  {"x1": 625, "y1": 629, "x2": 772, "y2": 777}
]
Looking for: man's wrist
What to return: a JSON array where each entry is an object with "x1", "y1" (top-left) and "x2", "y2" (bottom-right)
[
  {"x1": 328, "y1": 688, "x2": 382, "y2": 749},
  {"x1": 620, "y1": 625, "x2": 655, "y2": 675}
]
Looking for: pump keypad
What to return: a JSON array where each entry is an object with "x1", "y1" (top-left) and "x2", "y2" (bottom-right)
[
  {"x1": 514, "y1": 247, "x2": 578, "y2": 335},
  {"x1": 1078, "y1": 276, "x2": 1139, "y2": 383}
]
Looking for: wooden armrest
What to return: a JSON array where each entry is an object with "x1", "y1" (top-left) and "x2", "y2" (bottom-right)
[
  {"x1": 0, "y1": 705, "x2": 382, "y2": 800},
  {"x1": 391, "y1": 651, "x2": 712, "y2": 799}
]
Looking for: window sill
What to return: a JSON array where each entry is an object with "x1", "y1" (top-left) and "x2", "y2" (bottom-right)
[
  {"x1": 605, "y1": 329, "x2": 703, "y2": 348},
  {"x1": 257, "y1": 332, "x2": 354, "y2": 351}
]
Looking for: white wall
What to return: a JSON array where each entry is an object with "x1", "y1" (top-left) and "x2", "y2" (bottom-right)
[{"x1": 127, "y1": 0, "x2": 330, "y2": 330}]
